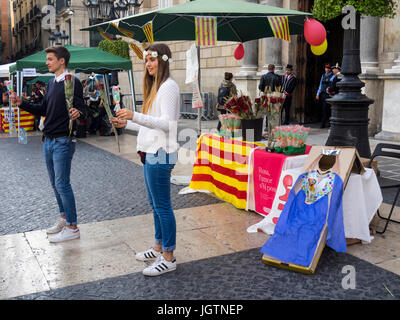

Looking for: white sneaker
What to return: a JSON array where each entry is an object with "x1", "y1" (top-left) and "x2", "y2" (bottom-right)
[
  {"x1": 142, "y1": 256, "x2": 177, "y2": 277},
  {"x1": 135, "y1": 247, "x2": 163, "y2": 261},
  {"x1": 46, "y1": 218, "x2": 67, "y2": 234},
  {"x1": 48, "y1": 227, "x2": 80, "y2": 243}
]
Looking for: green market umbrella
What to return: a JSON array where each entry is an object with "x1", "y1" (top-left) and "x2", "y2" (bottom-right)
[
  {"x1": 81, "y1": 0, "x2": 311, "y2": 43},
  {"x1": 10, "y1": 45, "x2": 132, "y2": 74},
  {"x1": 81, "y1": 0, "x2": 312, "y2": 134}
]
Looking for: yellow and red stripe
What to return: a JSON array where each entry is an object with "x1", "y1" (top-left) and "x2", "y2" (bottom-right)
[
  {"x1": 268, "y1": 16, "x2": 290, "y2": 42},
  {"x1": 195, "y1": 16, "x2": 217, "y2": 46},
  {"x1": 0, "y1": 108, "x2": 35, "y2": 133},
  {"x1": 142, "y1": 22, "x2": 154, "y2": 43},
  {"x1": 189, "y1": 134, "x2": 264, "y2": 209}
]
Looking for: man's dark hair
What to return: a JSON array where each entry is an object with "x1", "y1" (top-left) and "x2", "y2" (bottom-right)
[{"x1": 44, "y1": 46, "x2": 71, "y2": 67}]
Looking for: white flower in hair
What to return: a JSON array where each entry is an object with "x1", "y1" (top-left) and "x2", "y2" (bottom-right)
[
  {"x1": 151, "y1": 51, "x2": 158, "y2": 58},
  {"x1": 162, "y1": 54, "x2": 169, "y2": 62}
]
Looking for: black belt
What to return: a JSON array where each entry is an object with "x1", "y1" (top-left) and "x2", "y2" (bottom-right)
[{"x1": 43, "y1": 132, "x2": 70, "y2": 140}]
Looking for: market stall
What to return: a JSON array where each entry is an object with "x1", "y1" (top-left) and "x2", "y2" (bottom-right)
[{"x1": 7, "y1": 45, "x2": 136, "y2": 141}]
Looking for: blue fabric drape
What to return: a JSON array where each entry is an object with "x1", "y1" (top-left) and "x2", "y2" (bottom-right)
[{"x1": 260, "y1": 172, "x2": 346, "y2": 267}]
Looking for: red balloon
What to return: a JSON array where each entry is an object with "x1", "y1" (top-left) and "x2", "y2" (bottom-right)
[
  {"x1": 304, "y1": 18, "x2": 326, "y2": 46},
  {"x1": 234, "y1": 43, "x2": 245, "y2": 60}
]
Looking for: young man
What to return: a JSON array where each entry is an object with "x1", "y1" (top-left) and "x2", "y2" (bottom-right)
[
  {"x1": 281, "y1": 64, "x2": 297, "y2": 125},
  {"x1": 258, "y1": 64, "x2": 282, "y2": 132},
  {"x1": 11, "y1": 46, "x2": 86, "y2": 243}
]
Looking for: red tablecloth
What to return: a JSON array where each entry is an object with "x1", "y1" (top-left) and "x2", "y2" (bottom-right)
[{"x1": 252, "y1": 146, "x2": 311, "y2": 215}]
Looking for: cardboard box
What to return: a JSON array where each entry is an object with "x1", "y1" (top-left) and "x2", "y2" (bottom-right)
[{"x1": 262, "y1": 146, "x2": 365, "y2": 274}]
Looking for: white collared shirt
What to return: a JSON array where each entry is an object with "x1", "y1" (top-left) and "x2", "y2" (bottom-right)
[{"x1": 54, "y1": 70, "x2": 69, "y2": 83}]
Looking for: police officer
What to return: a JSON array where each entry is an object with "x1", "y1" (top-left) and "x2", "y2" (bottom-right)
[
  {"x1": 316, "y1": 64, "x2": 333, "y2": 128},
  {"x1": 327, "y1": 63, "x2": 341, "y2": 97}
]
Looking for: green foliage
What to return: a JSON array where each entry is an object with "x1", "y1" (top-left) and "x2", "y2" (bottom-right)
[
  {"x1": 312, "y1": 0, "x2": 398, "y2": 22},
  {"x1": 97, "y1": 39, "x2": 130, "y2": 60}
]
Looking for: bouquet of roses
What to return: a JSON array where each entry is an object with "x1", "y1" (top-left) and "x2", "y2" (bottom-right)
[
  {"x1": 223, "y1": 93, "x2": 253, "y2": 119},
  {"x1": 264, "y1": 86, "x2": 286, "y2": 148},
  {"x1": 94, "y1": 77, "x2": 120, "y2": 152},
  {"x1": 218, "y1": 113, "x2": 242, "y2": 137},
  {"x1": 253, "y1": 95, "x2": 269, "y2": 119},
  {"x1": 64, "y1": 73, "x2": 74, "y2": 136},
  {"x1": 272, "y1": 125, "x2": 310, "y2": 155}
]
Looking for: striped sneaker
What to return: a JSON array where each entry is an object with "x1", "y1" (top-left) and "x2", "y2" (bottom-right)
[
  {"x1": 135, "y1": 247, "x2": 162, "y2": 261},
  {"x1": 142, "y1": 256, "x2": 177, "y2": 277}
]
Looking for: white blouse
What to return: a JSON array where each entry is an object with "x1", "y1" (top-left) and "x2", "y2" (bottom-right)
[{"x1": 126, "y1": 77, "x2": 180, "y2": 154}]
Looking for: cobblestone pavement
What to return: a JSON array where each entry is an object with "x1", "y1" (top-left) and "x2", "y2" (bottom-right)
[
  {"x1": 2, "y1": 132, "x2": 400, "y2": 302},
  {"x1": 0, "y1": 135, "x2": 221, "y2": 235},
  {"x1": 12, "y1": 247, "x2": 400, "y2": 300}
]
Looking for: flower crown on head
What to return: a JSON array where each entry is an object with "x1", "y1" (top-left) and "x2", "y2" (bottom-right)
[{"x1": 143, "y1": 50, "x2": 172, "y2": 63}]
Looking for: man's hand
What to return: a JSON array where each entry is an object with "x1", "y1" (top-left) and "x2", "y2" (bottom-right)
[
  {"x1": 69, "y1": 108, "x2": 81, "y2": 121},
  {"x1": 10, "y1": 92, "x2": 22, "y2": 106},
  {"x1": 116, "y1": 108, "x2": 134, "y2": 121},
  {"x1": 111, "y1": 117, "x2": 127, "y2": 128},
  {"x1": 316, "y1": 95, "x2": 319, "y2": 100}
]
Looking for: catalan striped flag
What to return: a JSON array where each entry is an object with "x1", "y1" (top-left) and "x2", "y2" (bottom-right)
[
  {"x1": 195, "y1": 16, "x2": 217, "y2": 46},
  {"x1": 189, "y1": 134, "x2": 265, "y2": 209},
  {"x1": 0, "y1": 108, "x2": 35, "y2": 133},
  {"x1": 129, "y1": 43, "x2": 143, "y2": 60},
  {"x1": 97, "y1": 27, "x2": 114, "y2": 41},
  {"x1": 142, "y1": 21, "x2": 154, "y2": 43},
  {"x1": 268, "y1": 16, "x2": 291, "y2": 42}
]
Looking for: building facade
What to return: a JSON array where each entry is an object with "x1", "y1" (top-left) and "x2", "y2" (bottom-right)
[{"x1": 6, "y1": 0, "x2": 400, "y2": 139}]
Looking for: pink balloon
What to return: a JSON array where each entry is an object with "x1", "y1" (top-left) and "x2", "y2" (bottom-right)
[
  {"x1": 234, "y1": 43, "x2": 245, "y2": 60},
  {"x1": 304, "y1": 18, "x2": 326, "y2": 46}
]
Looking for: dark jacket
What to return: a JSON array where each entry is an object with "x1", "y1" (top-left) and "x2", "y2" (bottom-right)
[
  {"x1": 327, "y1": 73, "x2": 341, "y2": 96},
  {"x1": 258, "y1": 72, "x2": 282, "y2": 93},
  {"x1": 217, "y1": 80, "x2": 237, "y2": 110},
  {"x1": 282, "y1": 74, "x2": 297, "y2": 96},
  {"x1": 20, "y1": 76, "x2": 86, "y2": 137},
  {"x1": 317, "y1": 72, "x2": 333, "y2": 96}
]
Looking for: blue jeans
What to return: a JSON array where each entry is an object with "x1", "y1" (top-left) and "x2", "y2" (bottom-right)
[
  {"x1": 143, "y1": 149, "x2": 178, "y2": 252},
  {"x1": 43, "y1": 137, "x2": 77, "y2": 226}
]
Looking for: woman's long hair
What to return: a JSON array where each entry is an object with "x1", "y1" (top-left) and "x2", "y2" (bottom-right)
[{"x1": 142, "y1": 43, "x2": 171, "y2": 114}]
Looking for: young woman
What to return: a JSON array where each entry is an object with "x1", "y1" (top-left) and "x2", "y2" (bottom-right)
[{"x1": 112, "y1": 43, "x2": 180, "y2": 277}]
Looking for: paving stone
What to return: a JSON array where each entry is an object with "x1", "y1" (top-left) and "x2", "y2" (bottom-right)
[{"x1": 0, "y1": 136, "x2": 221, "y2": 235}]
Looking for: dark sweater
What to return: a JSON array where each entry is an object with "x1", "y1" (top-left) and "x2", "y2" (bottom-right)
[{"x1": 20, "y1": 77, "x2": 86, "y2": 137}]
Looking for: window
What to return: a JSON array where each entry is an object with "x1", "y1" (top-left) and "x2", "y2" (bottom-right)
[{"x1": 158, "y1": 0, "x2": 173, "y2": 9}]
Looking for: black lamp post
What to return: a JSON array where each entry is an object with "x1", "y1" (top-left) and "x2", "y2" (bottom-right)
[
  {"x1": 61, "y1": 30, "x2": 70, "y2": 46},
  {"x1": 325, "y1": 13, "x2": 374, "y2": 158}
]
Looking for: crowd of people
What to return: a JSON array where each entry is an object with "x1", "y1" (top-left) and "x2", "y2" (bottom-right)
[{"x1": 216, "y1": 62, "x2": 342, "y2": 131}]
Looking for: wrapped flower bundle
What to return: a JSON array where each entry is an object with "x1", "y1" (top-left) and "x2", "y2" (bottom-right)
[
  {"x1": 224, "y1": 93, "x2": 253, "y2": 119},
  {"x1": 218, "y1": 113, "x2": 241, "y2": 137},
  {"x1": 64, "y1": 73, "x2": 74, "y2": 136},
  {"x1": 272, "y1": 125, "x2": 310, "y2": 155},
  {"x1": 95, "y1": 78, "x2": 120, "y2": 152},
  {"x1": 112, "y1": 86, "x2": 121, "y2": 112}
]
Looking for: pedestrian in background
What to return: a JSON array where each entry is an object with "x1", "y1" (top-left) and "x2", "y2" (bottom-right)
[
  {"x1": 316, "y1": 63, "x2": 333, "y2": 128},
  {"x1": 11, "y1": 46, "x2": 86, "y2": 243},
  {"x1": 216, "y1": 72, "x2": 237, "y2": 132},
  {"x1": 112, "y1": 43, "x2": 180, "y2": 277},
  {"x1": 281, "y1": 64, "x2": 297, "y2": 125},
  {"x1": 259, "y1": 64, "x2": 282, "y2": 133},
  {"x1": 327, "y1": 63, "x2": 341, "y2": 97}
]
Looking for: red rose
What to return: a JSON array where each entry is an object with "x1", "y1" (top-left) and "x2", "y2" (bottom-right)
[
  {"x1": 270, "y1": 97, "x2": 277, "y2": 104},
  {"x1": 65, "y1": 74, "x2": 72, "y2": 81},
  {"x1": 97, "y1": 83, "x2": 104, "y2": 90},
  {"x1": 255, "y1": 98, "x2": 261, "y2": 104},
  {"x1": 279, "y1": 97, "x2": 285, "y2": 104}
]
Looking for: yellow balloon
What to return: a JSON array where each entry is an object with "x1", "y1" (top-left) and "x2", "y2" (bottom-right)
[{"x1": 311, "y1": 38, "x2": 328, "y2": 56}]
